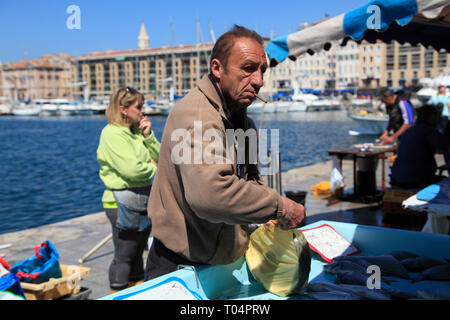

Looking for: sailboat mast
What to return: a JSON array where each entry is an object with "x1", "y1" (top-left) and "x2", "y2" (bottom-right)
[
  {"x1": 170, "y1": 22, "x2": 175, "y2": 102},
  {"x1": 196, "y1": 19, "x2": 201, "y2": 83}
]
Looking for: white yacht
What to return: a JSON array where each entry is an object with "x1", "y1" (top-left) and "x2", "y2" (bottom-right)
[
  {"x1": 76, "y1": 102, "x2": 93, "y2": 116},
  {"x1": 158, "y1": 103, "x2": 174, "y2": 116},
  {"x1": 144, "y1": 105, "x2": 162, "y2": 115},
  {"x1": 0, "y1": 97, "x2": 12, "y2": 115},
  {"x1": 11, "y1": 102, "x2": 41, "y2": 116},
  {"x1": 89, "y1": 101, "x2": 107, "y2": 115},
  {"x1": 292, "y1": 93, "x2": 341, "y2": 111},
  {"x1": 36, "y1": 99, "x2": 58, "y2": 116},
  {"x1": 247, "y1": 101, "x2": 276, "y2": 114},
  {"x1": 271, "y1": 100, "x2": 292, "y2": 113},
  {"x1": 53, "y1": 99, "x2": 77, "y2": 116}
]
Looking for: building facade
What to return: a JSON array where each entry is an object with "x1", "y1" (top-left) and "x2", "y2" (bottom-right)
[
  {"x1": 358, "y1": 40, "x2": 386, "y2": 90},
  {"x1": 336, "y1": 41, "x2": 359, "y2": 90},
  {"x1": 385, "y1": 42, "x2": 450, "y2": 89},
  {"x1": 73, "y1": 23, "x2": 214, "y2": 101},
  {"x1": 74, "y1": 44, "x2": 213, "y2": 101},
  {"x1": 0, "y1": 53, "x2": 74, "y2": 100}
]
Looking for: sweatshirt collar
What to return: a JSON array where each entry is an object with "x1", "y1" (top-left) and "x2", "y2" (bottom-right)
[{"x1": 198, "y1": 74, "x2": 232, "y2": 123}]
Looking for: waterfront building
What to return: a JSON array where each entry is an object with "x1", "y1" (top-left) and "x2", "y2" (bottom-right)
[
  {"x1": 358, "y1": 40, "x2": 386, "y2": 90},
  {"x1": 0, "y1": 53, "x2": 74, "y2": 101},
  {"x1": 73, "y1": 23, "x2": 214, "y2": 101},
  {"x1": 335, "y1": 41, "x2": 359, "y2": 91},
  {"x1": 385, "y1": 42, "x2": 450, "y2": 89}
]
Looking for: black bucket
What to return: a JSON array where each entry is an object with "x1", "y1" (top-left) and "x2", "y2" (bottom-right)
[{"x1": 285, "y1": 191, "x2": 307, "y2": 206}]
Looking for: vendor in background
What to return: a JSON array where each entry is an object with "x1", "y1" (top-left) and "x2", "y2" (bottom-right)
[
  {"x1": 377, "y1": 87, "x2": 415, "y2": 145},
  {"x1": 429, "y1": 85, "x2": 450, "y2": 168},
  {"x1": 390, "y1": 104, "x2": 450, "y2": 189},
  {"x1": 97, "y1": 87, "x2": 160, "y2": 293},
  {"x1": 429, "y1": 85, "x2": 450, "y2": 134}
]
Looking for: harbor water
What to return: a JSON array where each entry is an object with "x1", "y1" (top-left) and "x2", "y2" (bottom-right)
[{"x1": 0, "y1": 111, "x2": 372, "y2": 234}]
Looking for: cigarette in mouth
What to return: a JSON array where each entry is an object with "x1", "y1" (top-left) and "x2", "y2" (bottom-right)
[{"x1": 255, "y1": 93, "x2": 267, "y2": 103}]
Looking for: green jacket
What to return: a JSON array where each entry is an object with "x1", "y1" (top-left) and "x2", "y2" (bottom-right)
[{"x1": 97, "y1": 123, "x2": 160, "y2": 207}]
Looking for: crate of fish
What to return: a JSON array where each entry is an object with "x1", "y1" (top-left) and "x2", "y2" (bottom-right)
[{"x1": 20, "y1": 265, "x2": 90, "y2": 300}]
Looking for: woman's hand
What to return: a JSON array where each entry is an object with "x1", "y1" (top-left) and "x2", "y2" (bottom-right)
[{"x1": 139, "y1": 117, "x2": 152, "y2": 138}]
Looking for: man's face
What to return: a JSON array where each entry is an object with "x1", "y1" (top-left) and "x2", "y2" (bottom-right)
[
  {"x1": 214, "y1": 37, "x2": 267, "y2": 110},
  {"x1": 382, "y1": 94, "x2": 396, "y2": 105}
]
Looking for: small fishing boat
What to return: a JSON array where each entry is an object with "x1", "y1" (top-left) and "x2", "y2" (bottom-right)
[{"x1": 348, "y1": 111, "x2": 388, "y2": 135}]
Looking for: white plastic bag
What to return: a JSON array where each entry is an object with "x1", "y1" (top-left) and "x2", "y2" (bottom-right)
[{"x1": 330, "y1": 156, "x2": 344, "y2": 194}]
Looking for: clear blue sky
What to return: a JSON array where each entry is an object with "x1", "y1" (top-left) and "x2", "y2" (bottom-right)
[{"x1": 0, "y1": 0, "x2": 367, "y2": 63}]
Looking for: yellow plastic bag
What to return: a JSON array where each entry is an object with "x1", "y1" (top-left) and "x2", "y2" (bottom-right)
[
  {"x1": 245, "y1": 223, "x2": 311, "y2": 297},
  {"x1": 310, "y1": 181, "x2": 331, "y2": 195}
]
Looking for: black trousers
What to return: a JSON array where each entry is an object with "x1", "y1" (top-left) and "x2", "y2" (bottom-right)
[
  {"x1": 105, "y1": 208, "x2": 151, "y2": 290},
  {"x1": 144, "y1": 237, "x2": 197, "y2": 281}
]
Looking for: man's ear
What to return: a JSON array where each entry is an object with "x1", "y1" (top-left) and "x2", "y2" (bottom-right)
[{"x1": 210, "y1": 58, "x2": 222, "y2": 80}]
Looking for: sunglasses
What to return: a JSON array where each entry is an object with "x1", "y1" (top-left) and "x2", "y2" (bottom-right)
[{"x1": 119, "y1": 86, "x2": 138, "y2": 106}]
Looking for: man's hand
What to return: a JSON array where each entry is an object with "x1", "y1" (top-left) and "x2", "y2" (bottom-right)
[
  {"x1": 379, "y1": 130, "x2": 388, "y2": 141},
  {"x1": 381, "y1": 135, "x2": 395, "y2": 145},
  {"x1": 277, "y1": 196, "x2": 305, "y2": 230}
]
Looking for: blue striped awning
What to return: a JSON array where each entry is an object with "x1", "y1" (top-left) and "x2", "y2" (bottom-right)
[{"x1": 266, "y1": 0, "x2": 450, "y2": 66}]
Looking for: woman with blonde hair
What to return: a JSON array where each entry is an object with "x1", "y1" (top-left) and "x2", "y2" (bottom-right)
[{"x1": 97, "y1": 87, "x2": 160, "y2": 293}]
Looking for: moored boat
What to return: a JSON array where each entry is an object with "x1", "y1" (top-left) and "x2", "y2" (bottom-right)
[
  {"x1": 348, "y1": 111, "x2": 388, "y2": 135},
  {"x1": 36, "y1": 99, "x2": 58, "y2": 116},
  {"x1": 11, "y1": 103, "x2": 41, "y2": 116}
]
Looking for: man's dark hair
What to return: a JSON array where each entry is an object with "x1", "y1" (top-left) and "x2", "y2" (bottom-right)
[
  {"x1": 377, "y1": 87, "x2": 393, "y2": 100},
  {"x1": 210, "y1": 25, "x2": 264, "y2": 70}
]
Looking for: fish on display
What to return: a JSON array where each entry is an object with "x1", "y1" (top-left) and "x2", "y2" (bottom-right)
[
  {"x1": 323, "y1": 259, "x2": 369, "y2": 274},
  {"x1": 416, "y1": 290, "x2": 450, "y2": 300},
  {"x1": 387, "y1": 251, "x2": 419, "y2": 262},
  {"x1": 331, "y1": 270, "x2": 418, "y2": 300},
  {"x1": 333, "y1": 255, "x2": 410, "y2": 279},
  {"x1": 301, "y1": 291, "x2": 362, "y2": 300},
  {"x1": 334, "y1": 270, "x2": 391, "y2": 286},
  {"x1": 412, "y1": 264, "x2": 450, "y2": 282},
  {"x1": 400, "y1": 256, "x2": 446, "y2": 272},
  {"x1": 306, "y1": 281, "x2": 391, "y2": 300},
  {"x1": 324, "y1": 260, "x2": 392, "y2": 284}
]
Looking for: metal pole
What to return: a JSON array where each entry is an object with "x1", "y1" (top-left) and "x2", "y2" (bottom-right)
[
  {"x1": 276, "y1": 151, "x2": 282, "y2": 195},
  {"x1": 267, "y1": 150, "x2": 273, "y2": 189}
]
